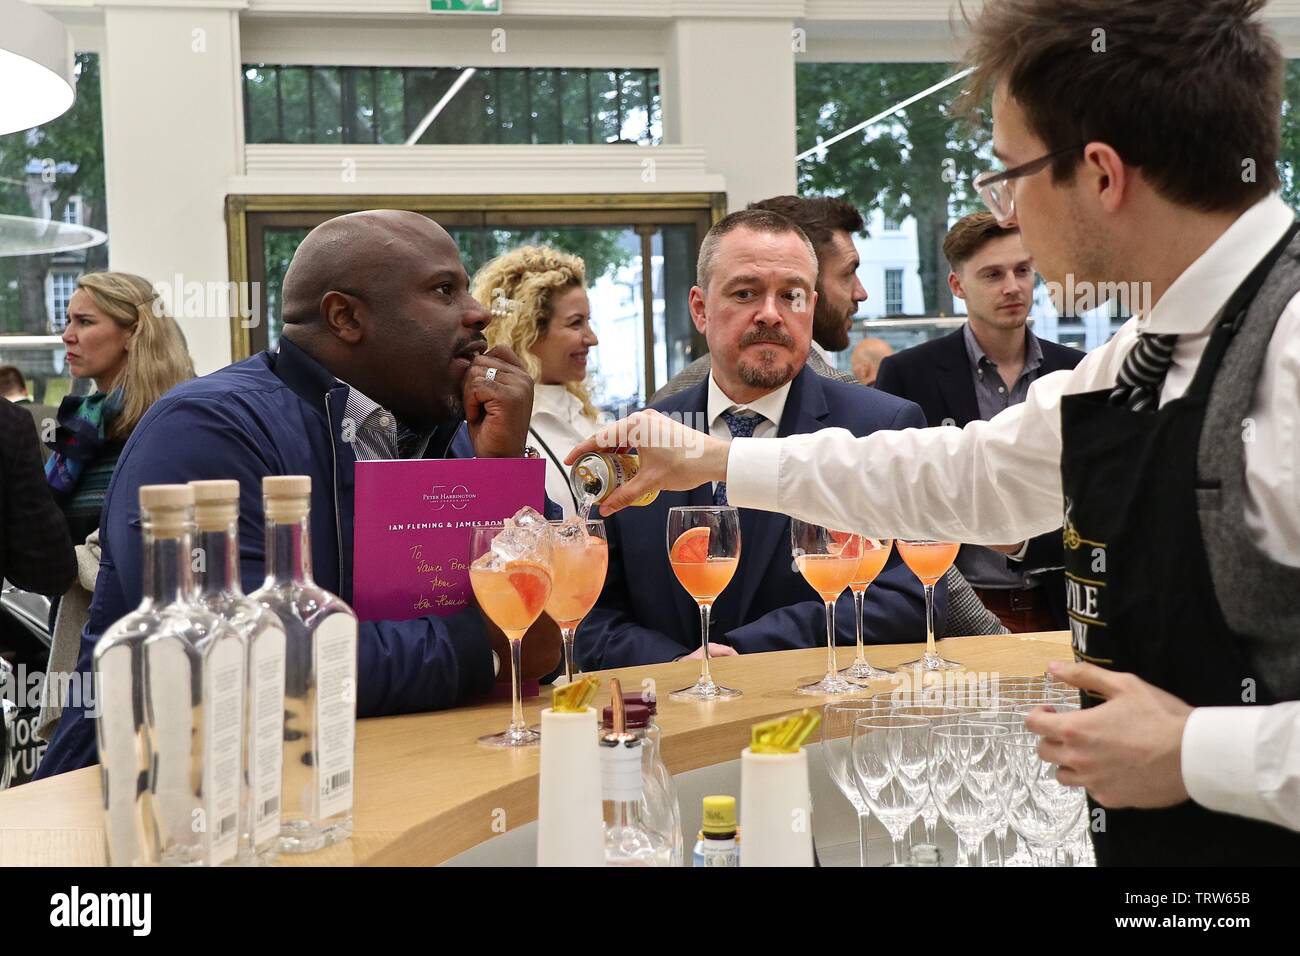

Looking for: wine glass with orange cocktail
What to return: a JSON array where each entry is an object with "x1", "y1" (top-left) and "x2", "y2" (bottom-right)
[
  {"x1": 840, "y1": 536, "x2": 896, "y2": 682},
  {"x1": 545, "y1": 519, "x2": 609, "y2": 683},
  {"x1": 469, "y1": 523, "x2": 554, "y2": 747},
  {"x1": 896, "y1": 539, "x2": 963, "y2": 671},
  {"x1": 791, "y1": 520, "x2": 862, "y2": 695},
  {"x1": 666, "y1": 506, "x2": 741, "y2": 702}
]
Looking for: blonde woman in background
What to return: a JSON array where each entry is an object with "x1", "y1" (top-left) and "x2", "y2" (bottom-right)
[
  {"x1": 38, "y1": 273, "x2": 196, "y2": 738},
  {"x1": 47, "y1": 271, "x2": 195, "y2": 546},
  {"x1": 474, "y1": 246, "x2": 603, "y2": 517},
  {"x1": 38, "y1": 272, "x2": 195, "y2": 739}
]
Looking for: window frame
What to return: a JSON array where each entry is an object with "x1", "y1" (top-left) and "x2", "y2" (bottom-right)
[{"x1": 225, "y1": 192, "x2": 725, "y2": 398}]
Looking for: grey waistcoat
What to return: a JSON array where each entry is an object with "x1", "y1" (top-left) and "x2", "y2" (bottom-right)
[{"x1": 1197, "y1": 230, "x2": 1300, "y2": 700}]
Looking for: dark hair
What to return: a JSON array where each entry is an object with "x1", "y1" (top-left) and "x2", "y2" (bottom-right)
[
  {"x1": 696, "y1": 208, "x2": 818, "y2": 289},
  {"x1": 943, "y1": 212, "x2": 1021, "y2": 269},
  {"x1": 0, "y1": 365, "x2": 26, "y2": 395},
  {"x1": 747, "y1": 195, "x2": 866, "y2": 249},
  {"x1": 959, "y1": 0, "x2": 1282, "y2": 212}
]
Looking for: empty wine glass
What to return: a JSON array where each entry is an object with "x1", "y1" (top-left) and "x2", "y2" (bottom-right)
[
  {"x1": 851, "y1": 714, "x2": 930, "y2": 865},
  {"x1": 822, "y1": 699, "x2": 891, "y2": 867},
  {"x1": 891, "y1": 703, "x2": 960, "y2": 846},
  {"x1": 994, "y1": 732, "x2": 1086, "y2": 866},
  {"x1": 927, "y1": 722, "x2": 1010, "y2": 866}
]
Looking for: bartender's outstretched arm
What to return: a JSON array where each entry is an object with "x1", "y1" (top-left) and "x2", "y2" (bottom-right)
[{"x1": 566, "y1": 409, "x2": 731, "y2": 515}]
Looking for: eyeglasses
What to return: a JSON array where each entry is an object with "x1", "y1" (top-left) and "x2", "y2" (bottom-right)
[{"x1": 974, "y1": 145, "x2": 1083, "y2": 223}]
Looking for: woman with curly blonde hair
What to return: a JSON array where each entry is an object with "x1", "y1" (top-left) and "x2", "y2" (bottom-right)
[{"x1": 473, "y1": 245, "x2": 602, "y2": 516}]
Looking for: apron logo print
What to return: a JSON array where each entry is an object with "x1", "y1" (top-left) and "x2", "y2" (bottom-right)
[{"x1": 1063, "y1": 498, "x2": 1082, "y2": 550}]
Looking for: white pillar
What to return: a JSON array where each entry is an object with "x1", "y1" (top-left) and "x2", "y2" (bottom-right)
[
  {"x1": 100, "y1": 3, "x2": 243, "y2": 374},
  {"x1": 665, "y1": 18, "x2": 797, "y2": 212}
]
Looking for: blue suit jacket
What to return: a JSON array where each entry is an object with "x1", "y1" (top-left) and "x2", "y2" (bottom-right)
[
  {"x1": 37, "y1": 337, "x2": 558, "y2": 777},
  {"x1": 576, "y1": 366, "x2": 945, "y2": 669}
]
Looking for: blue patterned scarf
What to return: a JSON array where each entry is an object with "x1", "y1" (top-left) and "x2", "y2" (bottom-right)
[{"x1": 44, "y1": 391, "x2": 122, "y2": 501}]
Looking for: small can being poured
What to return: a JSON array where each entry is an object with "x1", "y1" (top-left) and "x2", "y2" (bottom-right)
[{"x1": 569, "y1": 452, "x2": 659, "y2": 516}]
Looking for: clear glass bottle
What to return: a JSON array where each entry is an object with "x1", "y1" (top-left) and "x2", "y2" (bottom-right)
[
  {"x1": 620, "y1": 691, "x2": 684, "y2": 865},
  {"x1": 191, "y1": 480, "x2": 287, "y2": 866},
  {"x1": 95, "y1": 484, "x2": 244, "y2": 867},
  {"x1": 600, "y1": 702, "x2": 671, "y2": 867},
  {"x1": 249, "y1": 475, "x2": 357, "y2": 854}
]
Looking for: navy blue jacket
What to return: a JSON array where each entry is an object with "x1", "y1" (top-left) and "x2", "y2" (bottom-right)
[
  {"x1": 37, "y1": 338, "x2": 554, "y2": 777},
  {"x1": 875, "y1": 326, "x2": 1084, "y2": 628},
  {"x1": 575, "y1": 366, "x2": 944, "y2": 669}
]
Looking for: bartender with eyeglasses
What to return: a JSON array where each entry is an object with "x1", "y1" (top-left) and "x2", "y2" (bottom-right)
[{"x1": 570, "y1": 0, "x2": 1300, "y2": 865}]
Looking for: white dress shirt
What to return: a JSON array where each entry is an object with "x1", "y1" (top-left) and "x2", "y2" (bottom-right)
[
  {"x1": 530, "y1": 384, "x2": 604, "y2": 518},
  {"x1": 725, "y1": 193, "x2": 1300, "y2": 833}
]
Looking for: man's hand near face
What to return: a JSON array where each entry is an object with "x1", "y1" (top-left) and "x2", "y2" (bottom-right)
[{"x1": 463, "y1": 344, "x2": 534, "y2": 458}]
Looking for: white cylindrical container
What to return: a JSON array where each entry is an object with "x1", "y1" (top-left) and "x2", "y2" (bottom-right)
[
  {"x1": 739, "y1": 747, "x2": 815, "y2": 867},
  {"x1": 536, "y1": 707, "x2": 604, "y2": 866}
]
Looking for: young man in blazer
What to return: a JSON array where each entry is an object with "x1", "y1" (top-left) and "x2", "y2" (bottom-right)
[
  {"x1": 577, "y1": 209, "x2": 937, "y2": 669},
  {"x1": 875, "y1": 213, "x2": 1083, "y2": 632}
]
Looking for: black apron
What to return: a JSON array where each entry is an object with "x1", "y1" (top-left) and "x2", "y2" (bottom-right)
[{"x1": 1059, "y1": 220, "x2": 1300, "y2": 866}]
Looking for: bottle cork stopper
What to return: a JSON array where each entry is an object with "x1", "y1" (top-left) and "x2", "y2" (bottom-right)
[
  {"x1": 190, "y1": 479, "x2": 240, "y2": 531},
  {"x1": 263, "y1": 475, "x2": 310, "y2": 497},
  {"x1": 138, "y1": 484, "x2": 193, "y2": 538},
  {"x1": 263, "y1": 474, "x2": 310, "y2": 522}
]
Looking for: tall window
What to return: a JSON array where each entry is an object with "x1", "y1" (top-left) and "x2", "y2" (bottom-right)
[
  {"x1": 49, "y1": 272, "x2": 79, "y2": 331},
  {"x1": 884, "y1": 269, "x2": 904, "y2": 316},
  {"x1": 0, "y1": 53, "x2": 107, "y2": 407},
  {"x1": 243, "y1": 65, "x2": 663, "y2": 146}
]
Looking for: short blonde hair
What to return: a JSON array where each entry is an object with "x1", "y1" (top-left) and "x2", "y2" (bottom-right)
[
  {"x1": 472, "y1": 245, "x2": 598, "y2": 419},
  {"x1": 74, "y1": 272, "x2": 195, "y2": 438}
]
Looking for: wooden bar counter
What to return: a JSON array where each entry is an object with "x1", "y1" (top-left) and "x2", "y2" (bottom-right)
[{"x1": 0, "y1": 632, "x2": 1071, "y2": 867}]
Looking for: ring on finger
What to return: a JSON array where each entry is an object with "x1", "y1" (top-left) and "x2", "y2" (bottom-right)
[{"x1": 484, "y1": 367, "x2": 498, "y2": 384}]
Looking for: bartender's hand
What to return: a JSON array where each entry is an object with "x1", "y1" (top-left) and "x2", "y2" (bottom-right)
[
  {"x1": 565, "y1": 409, "x2": 731, "y2": 514},
  {"x1": 464, "y1": 344, "x2": 534, "y2": 458},
  {"x1": 1027, "y1": 660, "x2": 1194, "y2": 809},
  {"x1": 680, "y1": 642, "x2": 738, "y2": 661},
  {"x1": 987, "y1": 542, "x2": 1026, "y2": 556},
  {"x1": 481, "y1": 608, "x2": 563, "y2": 682}
]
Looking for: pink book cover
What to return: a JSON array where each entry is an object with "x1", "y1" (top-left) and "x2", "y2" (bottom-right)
[{"x1": 352, "y1": 457, "x2": 546, "y2": 622}]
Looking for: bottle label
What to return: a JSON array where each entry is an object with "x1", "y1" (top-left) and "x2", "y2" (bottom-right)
[
  {"x1": 203, "y1": 636, "x2": 245, "y2": 866},
  {"x1": 249, "y1": 622, "x2": 287, "y2": 847},
  {"x1": 697, "y1": 838, "x2": 739, "y2": 867},
  {"x1": 314, "y1": 614, "x2": 357, "y2": 821}
]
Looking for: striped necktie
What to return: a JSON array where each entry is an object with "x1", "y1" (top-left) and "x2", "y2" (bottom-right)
[
  {"x1": 1109, "y1": 333, "x2": 1178, "y2": 413},
  {"x1": 713, "y1": 410, "x2": 763, "y2": 506}
]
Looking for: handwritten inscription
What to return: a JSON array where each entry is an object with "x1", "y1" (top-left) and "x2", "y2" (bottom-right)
[{"x1": 409, "y1": 543, "x2": 467, "y2": 612}]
